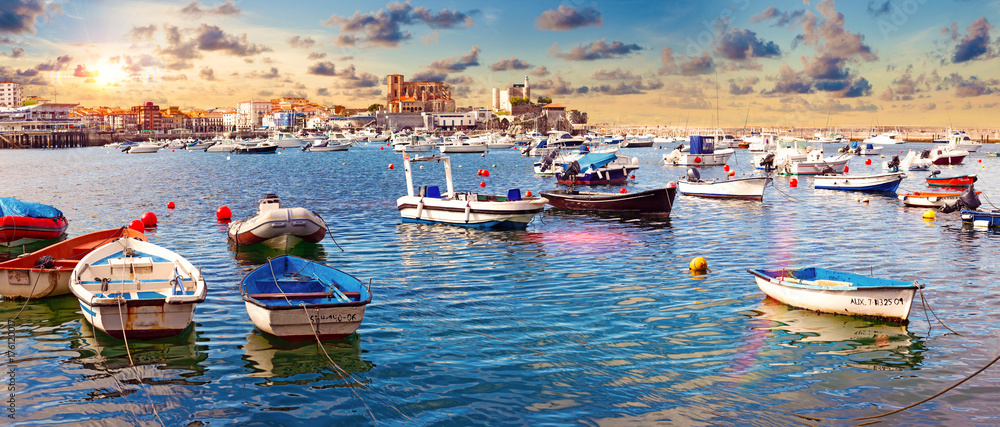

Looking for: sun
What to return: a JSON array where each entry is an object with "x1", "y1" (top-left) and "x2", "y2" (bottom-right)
[{"x1": 94, "y1": 62, "x2": 129, "y2": 85}]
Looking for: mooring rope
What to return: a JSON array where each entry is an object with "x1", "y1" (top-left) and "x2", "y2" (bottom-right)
[{"x1": 919, "y1": 286, "x2": 963, "y2": 336}]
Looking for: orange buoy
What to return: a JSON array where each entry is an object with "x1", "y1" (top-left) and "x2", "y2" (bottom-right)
[
  {"x1": 141, "y1": 212, "x2": 157, "y2": 227},
  {"x1": 526, "y1": 190, "x2": 532, "y2": 197},
  {"x1": 128, "y1": 220, "x2": 145, "y2": 233},
  {"x1": 620, "y1": 188, "x2": 627, "y2": 194},
  {"x1": 728, "y1": 170, "x2": 735, "y2": 176},
  {"x1": 790, "y1": 178, "x2": 798, "y2": 187},
  {"x1": 389, "y1": 163, "x2": 394, "y2": 170},
  {"x1": 723, "y1": 164, "x2": 730, "y2": 172},
  {"x1": 865, "y1": 158, "x2": 871, "y2": 165},
  {"x1": 216, "y1": 206, "x2": 231, "y2": 220},
  {"x1": 167, "y1": 201, "x2": 175, "y2": 209},
  {"x1": 479, "y1": 181, "x2": 486, "y2": 187}
]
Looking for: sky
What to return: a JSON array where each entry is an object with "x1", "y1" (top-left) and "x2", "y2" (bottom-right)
[{"x1": 1, "y1": 0, "x2": 999, "y2": 127}]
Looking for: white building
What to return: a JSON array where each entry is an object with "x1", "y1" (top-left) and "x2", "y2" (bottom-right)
[
  {"x1": 491, "y1": 76, "x2": 530, "y2": 112},
  {"x1": 0, "y1": 81, "x2": 23, "y2": 108},
  {"x1": 236, "y1": 99, "x2": 271, "y2": 131}
]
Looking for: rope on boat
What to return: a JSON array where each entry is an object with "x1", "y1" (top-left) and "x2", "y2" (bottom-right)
[
  {"x1": 918, "y1": 286, "x2": 963, "y2": 336},
  {"x1": 979, "y1": 191, "x2": 999, "y2": 210},
  {"x1": 314, "y1": 212, "x2": 344, "y2": 252}
]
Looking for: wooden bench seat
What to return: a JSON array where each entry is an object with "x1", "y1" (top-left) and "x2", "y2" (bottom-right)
[{"x1": 248, "y1": 291, "x2": 361, "y2": 300}]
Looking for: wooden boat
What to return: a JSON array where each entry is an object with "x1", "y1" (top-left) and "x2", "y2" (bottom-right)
[
  {"x1": 746, "y1": 267, "x2": 922, "y2": 322},
  {"x1": 897, "y1": 190, "x2": 977, "y2": 208},
  {"x1": 813, "y1": 172, "x2": 905, "y2": 193},
  {"x1": 396, "y1": 154, "x2": 546, "y2": 229},
  {"x1": 70, "y1": 237, "x2": 207, "y2": 339},
  {"x1": 676, "y1": 168, "x2": 771, "y2": 200},
  {"x1": 0, "y1": 198, "x2": 69, "y2": 247},
  {"x1": 961, "y1": 209, "x2": 1000, "y2": 227},
  {"x1": 556, "y1": 152, "x2": 639, "y2": 185},
  {"x1": 663, "y1": 135, "x2": 735, "y2": 166},
  {"x1": 925, "y1": 172, "x2": 976, "y2": 188},
  {"x1": 785, "y1": 151, "x2": 852, "y2": 175},
  {"x1": 240, "y1": 255, "x2": 372, "y2": 340},
  {"x1": 229, "y1": 194, "x2": 328, "y2": 248},
  {"x1": 540, "y1": 185, "x2": 677, "y2": 213},
  {"x1": 0, "y1": 227, "x2": 146, "y2": 299}
]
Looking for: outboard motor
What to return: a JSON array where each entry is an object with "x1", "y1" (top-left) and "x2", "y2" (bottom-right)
[
  {"x1": 686, "y1": 167, "x2": 701, "y2": 182},
  {"x1": 559, "y1": 161, "x2": 581, "y2": 181},
  {"x1": 539, "y1": 149, "x2": 559, "y2": 172},
  {"x1": 929, "y1": 169, "x2": 941, "y2": 176},
  {"x1": 887, "y1": 155, "x2": 900, "y2": 171},
  {"x1": 920, "y1": 150, "x2": 931, "y2": 159},
  {"x1": 941, "y1": 186, "x2": 981, "y2": 213},
  {"x1": 818, "y1": 166, "x2": 836, "y2": 175},
  {"x1": 759, "y1": 153, "x2": 776, "y2": 170}
]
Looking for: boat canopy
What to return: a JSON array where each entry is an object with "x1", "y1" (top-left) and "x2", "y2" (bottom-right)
[
  {"x1": 689, "y1": 135, "x2": 716, "y2": 155},
  {"x1": 0, "y1": 198, "x2": 63, "y2": 218},
  {"x1": 573, "y1": 152, "x2": 618, "y2": 170}
]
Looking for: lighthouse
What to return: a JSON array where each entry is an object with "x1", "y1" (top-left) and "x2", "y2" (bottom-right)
[{"x1": 524, "y1": 75, "x2": 530, "y2": 101}]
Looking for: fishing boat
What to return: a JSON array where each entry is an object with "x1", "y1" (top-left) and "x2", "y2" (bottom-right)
[
  {"x1": 0, "y1": 198, "x2": 69, "y2": 247},
  {"x1": 863, "y1": 130, "x2": 903, "y2": 145},
  {"x1": 228, "y1": 194, "x2": 328, "y2": 247},
  {"x1": 677, "y1": 174, "x2": 772, "y2": 200},
  {"x1": 396, "y1": 154, "x2": 546, "y2": 229},
  {"x1": 925, "y1": 171, "x2": 976, "y2": 188},
  {"x1": 662, "y1": 135, "x2": 735, "y2": 166},
  {"x1": 240, "y1": 255, "x2": 372, "y2": 340},
  {"x1": 746, "y1": 267, "x2": 922, "y2": 322},
  {"x1": 961, "y1": 209, "x2": 1000, "y2": 228},
  {"x1": 539, "y1": 185, "x2": 677, "y2": 213},
  {"x1": 70, "y1": 236, "x2": 207, "y2": 339},
  {"x1": 782, "y1": 150, "x2": 852, "y2": 175},
  {"x1": 556, "y1": 152, "x2": 639, "y2": 185},
  {"x1": 813, "y1": 172, "x2": 905, "y2": 193},
  {"x1": 0, "y1": 227, "x2": 146, "y2": 299},
  {"x1": 897, "y1": 190, "x2": 977, "y2": 208}
]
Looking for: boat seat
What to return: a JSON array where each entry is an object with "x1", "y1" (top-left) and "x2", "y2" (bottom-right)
[
  {"x1": 248, "y1": 291, "x2": 361, "y2": 300},
  {"x1": 507, "y1": 189, "x2": 522, "y2": 201}
]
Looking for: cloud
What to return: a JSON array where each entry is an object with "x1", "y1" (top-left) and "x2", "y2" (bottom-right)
[
  {"x1": 943, "y1": 73, "x2": 998, "y2": 97},
  {"x1": 793, "y1": 0, "x2": 878, "y2": 62},
  {"x1": 73, "y1": 64, "x2": 97, "y2": 78},
  {"x1": 728, "y1": 76, "x2": 759, "y2": 95},
  {"x1": 409, "y1": 69, "x2": 446, "y2": 81},
  {"x1": 951, "y1": 17, "x2": 994, "y2": 63},
  {"x1": 180, "y1": 0, "x2": 241, "y2": 16},
  {"x1": 814, "y1": 76, "x2": 872, "y2": 98},
  {"x1": 247, "y1": 67, "x2": 281, "y2": 79},
  {"x1": 119, "y1": 54, "x2": 164, "y2": 73},
  {"x1": 750, "y1": 6, "x2": 805, "y2": 27},
  {"x1": 659, "y1": 47, "x2": 715, "y2": 76},
  {"x1": 161, "y1": 74, "x2": 187, "y2": 82},
  {"x1": 531, "y1": 76, "x2": 583, "y2": 95},
  {"x1": 592, "y1": 69, "x2": 634, "y2": 80},
  {"x1": 126, "y1": 24, "x2": 157, "y2": 42},
  {"x1": 287, "y1": 36, "x2": 316, "y2": 49},
  {"x1": 489, "y1": 56, "x2": 531, "y2": 71},
  {"x1": 307, "y1": 52, "x2": 326, "y2": 60},
  {"x1": 717, "y1": 28, "x2": 781, "y2": 61},
  {"x1": 194, "y1": 24, "x2": 271, "y2": 56},
  {"x1": 588, "y1": 76, "x2": 663, "y2": 95},
  {"x1": 764, "y1": 65, "x2": 813, "y2": 95},
  {"x1": 333, "y1": 65, "x2": 380, "y2": 88},
  {"x1": 428, "y1": 46, "x2": 480, "y2": 72},
  {"x1": 0, "y1": 0, "x2": 47, "y2": 34},
  {"x1": 530, "y1": 66, "x2": 550, "y2": 77},
  {"x1": 1, "y1": 46, "x2": 24, "y2": 58},
  {"x1": 32, "y1": 55, "x2": 72, "y2": 71},
  {"x1": 324, "y1": 2, "x2": 475, "y2": 48},
  {"x1": 922, "y1": 102, "x2": 936, "y2": 111},
  {"x1": 316, "y1": 87, "x2": 330, "y2": 97},
  {"x1": 802, "y1": 53, "x2": 849, "y2": 80},
  {"x1": 535, "y1": 5, "x2": 602, "y2": 31},
  {"x1": 307, "y1": 61, "x2": 338, "y2": 76},
  {"x1": 445, "y1": 74, "x2": 474, "y2": 86},
  {"x1": 199, "y1": 67, "x2": 216, "y2": 81},
  {"x1": 551, "y1": 39, "x2": 642, "y2": 61},
  {"x1": 866, "y1": 1, "x2": 890, "y2": 16}
]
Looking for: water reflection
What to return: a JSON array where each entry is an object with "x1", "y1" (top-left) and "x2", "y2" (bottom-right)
[
  {"x1": 749, "y1": 298, "x2": 925, "y2": 370},
  {"x1": 0, "y1": 234, "x2": 66, "y2": 261},
  {"x1": 228, "y1": 240, "x2": 328, "y2": 266},
  {"x1": 240, "y1": 331, "x2": 374, "y2": 384},
  {"x1": 0, "y1": 294, "x2": 80, "y2": 330},
  {"x1": 541, "y1": 208, "x2": 673, "y2": 230},
  {"x1": 69, "y1": 321, "x2": 208, "y2": 375}
]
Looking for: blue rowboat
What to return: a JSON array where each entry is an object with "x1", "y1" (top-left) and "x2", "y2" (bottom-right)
[
  {"x1": 813, "y1": 172, "x2": 905, "y2": 193},
  {"x1": 747, "y1": 267, "x2": 922, "y2": 322},
  {"x1": 240, "y1": 255, "x2": 372, "y2": 340},
  {"x1": 961, "y1": 210, "x2": 1000, "y2": 228}
]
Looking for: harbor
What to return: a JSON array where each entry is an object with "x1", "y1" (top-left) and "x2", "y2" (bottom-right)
[{"x1": 2, "y1": 141, "x2": 1000, "y2": 425}]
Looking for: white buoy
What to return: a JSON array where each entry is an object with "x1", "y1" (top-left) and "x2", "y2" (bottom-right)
[{"x1": 226, "y1": 156, "x2": 231, "y2": 160}]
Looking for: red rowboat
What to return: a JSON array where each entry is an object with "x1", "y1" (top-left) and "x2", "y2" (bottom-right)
[
  {"x1": 925, "y1": 173, "x2": 977, "y2": 188},
  {"x1": 0, "y1": 227, "x2": 147, "y2": 299},
  {"x1": 540, "y1": 185, "x2": 678, "y2": 213}
]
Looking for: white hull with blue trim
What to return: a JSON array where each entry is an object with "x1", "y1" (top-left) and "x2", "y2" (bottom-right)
[
  {"x1": 813, "y1": 172, "x2": 905, "y2": 193},
  {"x1": 70, "y1": 237, "x2": 207, "y2": 339}
]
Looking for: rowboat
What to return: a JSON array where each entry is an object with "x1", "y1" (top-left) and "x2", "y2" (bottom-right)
[
  {"x1": 961, "y1": 210, "x2": 1000, "y2": 228},
  {"x1": 746, "y1": 267, "x2": 922, "y2": 322},
  {"x1": 240, "y1": 255, "x2": 372, "y2": 340},
  {"x1": 0, "y1": 227, "x2": 146, "y2": 299},
  {"x1": 925, "y1": 172, "x2": 976, "y2": 188},
  {"x1": 897, "y1": 191, "x2": 977, "y2": 208},
  {"x1": 676, "y1": 168, "x2": 771, "y2": 200},
  {"x1": 228, "y1": 194, "x2": 328, "y2": 248},
  {"x1": 813, "y1": 172, "x2": 905, "y2": 193},
  {"x1": 70, "y1": 237, "x2": 207, "y2": 339},
  {"x1": 0, "y1": 197, "x2": 69, "y2": 247},
  {"x1": 397, "y1": 154, "x2": 546, "y2": 229},
  {"x1": 540, "y1": 185, "x2": 677, "y2": 213}
]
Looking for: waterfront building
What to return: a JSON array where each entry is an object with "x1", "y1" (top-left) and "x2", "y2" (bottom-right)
[
  {"x1": 0, "y1": 81, "x2": 22, "y2": 107},
  {"x1": 492, "y1": 76, "x2": 531, "y2": 112},
  {"x1": 130, "y1": 102, "x2": 162, "y2": 134},
  {"x1": 237, "y1": 99, "x2": 271, "y2": 131},
  {"x1": 0, "y1": 103, "x2": 81, "y2": 131},
  {"x1": 386, "y1": 74, "x2": 456, "y2": 113}
]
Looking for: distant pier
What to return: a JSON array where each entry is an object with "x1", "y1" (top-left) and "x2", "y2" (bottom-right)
[{"x1": 0, "y1": 131, "x2": 91, "y2": 149}]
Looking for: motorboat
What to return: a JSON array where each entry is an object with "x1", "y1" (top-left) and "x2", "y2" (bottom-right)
[
  {"x1": 396, "y1": 154, "x2": 546, "y2": 229},
  {"x1": 392, "y1": 134, "x2": 436, "y2": 152},
  {"x1": 540, "y1": 185, "x2": 678, "y2": 213},
  {"x1": 925, "y1": 171, "x2": 976, "y2": 188},
  {"x1": 70, "y1": 236, "x2": 207, "y2": 338},
  {"x1": 676, "y1": 168, "x2": 771, "y2": 200},
  {"x1": 897, "y1": 190, "x2": 976, "y2": 208},
  {"x1": 813, "y1": 172, "x2": 905, "y2": 193},
  {"x1": 556, "y1": 152, "x2": 639, "y2": 185},
  {"x1": 206, "y1": 139, "x2": 241, "y2": 152},
  {"x1": 747, "y1": 267, "x2": 922, "y2": 322},
  {"x1": 0, "y1": 198, "x2": 69, "y2": 247},
  {"x1": 228, "y1": 194, "x2": 328, "y2": 248},
  {"x1": 124, "y1": 141, "x2": 161, "y2": 154},
  {"x1": 269, "y1": 132, "x2": 306, "y2": 148},
  {"x1": 522, "y1": 131, "x2": 586, "y2": 157},
  {"x1": 943, "y1": 130, "x2": 981, "y2": 152},
  {"x1": 233, "y1": 140, "x2": 279, "y2": 154},
  {"x1": 864, "y1": 130, "x2": 903, "y2": 145},
  {"x1": 240, "y1": 255, "x2": 372, "y2": 340},
  {"x1": 185, "y1": 140, "x2": 213, "y2": 150},
  {"x1": 663, "y1": 135, "x2": 735, "y2": 166},
  {"x1": 0, "y1": 227, "x2": 146, "y2": 299},
  {"x1": 883, "y1": 151, "x2": 932, "y2": 171},
  {"x1": 920, "y1": 146, "x2": 968, "y2": 165}
]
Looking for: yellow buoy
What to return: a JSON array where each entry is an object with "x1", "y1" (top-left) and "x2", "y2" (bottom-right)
[
  {"x1": 689, "y1": 257, "x2": 708, "y2": 273},
  {"x1": 923, "y1": 210, "x2": 936, "y2": 220}
]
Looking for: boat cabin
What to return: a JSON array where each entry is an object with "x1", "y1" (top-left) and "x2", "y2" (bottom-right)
[{"x1": 689, "y1": 135, "x2": 717, "y2": 155}]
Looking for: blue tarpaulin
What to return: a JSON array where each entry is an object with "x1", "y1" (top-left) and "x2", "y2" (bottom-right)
[
  {"x1": 0, "y1": 198, "x2": 63, "y2": 218},
  {"x1": 573, "y1": 152, "x2": 617, "y2": 170}
]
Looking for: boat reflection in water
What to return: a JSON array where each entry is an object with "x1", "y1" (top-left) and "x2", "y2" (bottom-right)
[
  {"x1": 70, "y1": 319, "x2": 208, "y2": 373},
  {"x1": 240, "y1": 331, "x2": 374, "y2": 383},
  {"x1": 750, "y1": 297, "x2": 925, "y2": 371},
  {"x1": 228, "y1": 240, "x2": 328, "y2": 267}
]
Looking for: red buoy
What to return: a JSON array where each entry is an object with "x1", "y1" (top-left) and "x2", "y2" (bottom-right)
[
  {"x1": 844, "y1": 166, "x2": 849, "y2": 173},
  {"x1": 790, "y1": 178, "x2": 798, "y2": 187},
  {"x1": 482, "y1": 170, "x2": 490, "y2": 177},
  {"x1": 620, "y1": 188, "x2": 627, "y2": 194},
  {"x1": 216, "y1": 206, "x2": 231, "y2": 220},
  {"x1": 380, "y1": 146, "x2": 384, "y2": 150},
  {"x1": 723, "y1": 164, "x2": 730, "y2": 172},
  {"x1": 694, "y1": 156, "x2": 702, "y2": 164},
  {"x1": 630, "y1": 175, "x2": 635, "y2": 179},
  {"x1": 979, "y1": 159, "x2": 982, "y2": 163},
  {"x1": 526, "y1": 190, "x2": 532, "y2": 197},
  {"x1": 167, "y1": 201, "x2": 175, "y2": 209},
  {"x1": 128, "y1": 220, "x2": 145, "y2": 233},
  {"x1": 865, "y1": 158, "x2": 872, "y2": 165},
  {"x1": 389, "y1": 163, "x2": 395, "y2": 170},
  {"x1": 479, "y1": 181, "x2": 486, "y2": 187},
  {"x1": 141, "y1": 212, "x2": 157, "y2": 227}
]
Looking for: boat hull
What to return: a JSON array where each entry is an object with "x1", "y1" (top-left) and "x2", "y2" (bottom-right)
[
  {"x1": 0, "y1": 216, "x2": 69, "y2": 247},
  {"x1": 663, "y1": 149, "x2": 735, "y2": 166},
  {"x1": 786, "y1": 156, "x2": 851, "y2": 175},
  {"x1": 79, "y1": 299, "x2": 197, "y2": 339},
  {"x1": 556, "y1": 165, "x2": 639, "y2": 185},
  {"x1": 961, "y1": 210, "x2": 1000, "y2": 227},
  {"x1": 897, "y1": 191, "x2": 967, "y2": 208},
  {"x1": 228, "y1": 207, "x2": 327, "y2": 246},
  {"x1": 814, "y1": 172, "x2": 905, "y2": 193},
  {"x1": 397, "y1": 195, "x2": 545, "y2": 229},
  {"x1": 540, "y1": 186, "x2": 677, "y2": 213},
  {"x1": 308, "y1": 144, "x2": 350, "y2": 152},
  {"x1": 747, "y1": 268, "x2": 919, "y2": 322},
  {"x1": 235, "y1": 145, "x2": 279, "y2": 154},
  {"x1": 677, "y1": 176, "x2": 772, "y2": 200},
  {"x1": 438, "y1": 144, "x2": 487, "y2": 153},
  {"x1": 926, "y1": 175, "x2": 976, "y2": 188}
]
